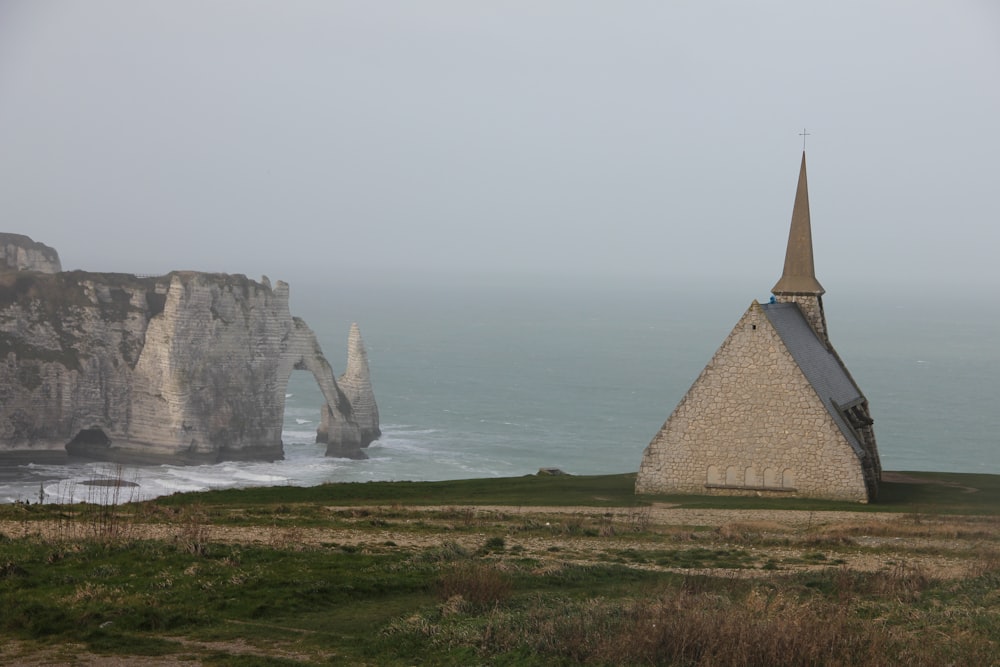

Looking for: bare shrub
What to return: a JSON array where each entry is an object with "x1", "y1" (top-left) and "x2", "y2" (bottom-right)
[
  {"x1": 176, "y1": 504, "x2": 209, "y2": 556},
  {"x1": 419, "y1": 541, "x2": 471, "y2": 563},
  {"x1": 480, "y1": 536, "x2": 506, "y2": 553},
  {"x1": 437, "y1": 562, "x2": 512, "y2": 609},
  {"x1": 439, "y1": 506, "x2": 478, "y2": 526},
  {"x1": 78, "y1": 466, "x2": 140, "y2": 543},
  {"x1": 557, "y1": 515, "x2": 586, "y2": 535},
  {"x1": 871, "y1": 563, "x2": 931, "y2": 601},
  {"x1": 827, "y1": 563, "x2": 932, "y2": 602},
  {"x1": 625, "y1": 506, "x2": 652, "y2": 532},
  {"x1": 481, "y1": 588, "x2": 899, "y2": 666},
  {"x1": 970, "y1": 546, "x2": 1000, "y2": 577},
  {"x1": 440, "y1": 594, "x2": 466, "y2": 617}
]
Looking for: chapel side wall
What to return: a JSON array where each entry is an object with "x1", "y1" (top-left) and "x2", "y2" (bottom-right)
[{"x1": 636, "y1": 303, "x2": 869, "y2": 502}]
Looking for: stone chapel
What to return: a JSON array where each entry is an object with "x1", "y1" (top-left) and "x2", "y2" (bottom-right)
[{"x1": 636, "y1": 152, "x2": 882, "y2": 502}]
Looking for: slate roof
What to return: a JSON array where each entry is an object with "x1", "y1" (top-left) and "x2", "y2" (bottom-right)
[{"x1": 761, "y1": 301, "x2": 866, "y2": 458}]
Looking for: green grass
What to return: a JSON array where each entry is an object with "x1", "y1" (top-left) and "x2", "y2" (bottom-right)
[
  {"x1": 643, "y1": 473, "x2": 1000, "y2": 515},
  {"x1": 106, "y1": 469, "x2": 1000, "y2": 515},
  {"x1": 148, "y1": 473, "x2": 647, "y2": 509},
  {"x1": 4, "y1": 471, "x2": 999, "y2": 531},
  {"x1": 0, "y1": 535, "x2": 674, "y2": 663},
  {"x1": 2, "y1": 469, "x2": 999, "y2": 664},
  {"x1": 876, "y1": 471, "x2": 1000, "y2": 514}
]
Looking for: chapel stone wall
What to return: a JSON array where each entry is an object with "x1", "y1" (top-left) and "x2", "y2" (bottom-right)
[{"x1": 636, "y1": 302, "x2": 869, "y2": 502}]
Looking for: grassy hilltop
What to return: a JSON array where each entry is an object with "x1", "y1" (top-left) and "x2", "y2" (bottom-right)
[{"x1": 1, "y1": 471, "x2": 998, "y2": 665}]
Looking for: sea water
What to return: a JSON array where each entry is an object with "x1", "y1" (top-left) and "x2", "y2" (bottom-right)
[{"x1": 1, "y1": 280, "x2": 997, "y2": 504}]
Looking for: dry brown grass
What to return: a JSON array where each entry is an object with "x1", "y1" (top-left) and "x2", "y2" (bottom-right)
[
  {"x1": 478, "y1": 588, "x2": 895, "y2": 666},
  {"x1": 468, "y1": 578, "x2": 997, "y2": 667},
  {"x1": 816, "y1": 515, "x2": 1000, "y2": 541},
  {"x1": 437, "y1": 561, "x2": 513, "y2": 610},
  {"x1": 716, "y1": 520, "x2": 789, "y2": 543}
]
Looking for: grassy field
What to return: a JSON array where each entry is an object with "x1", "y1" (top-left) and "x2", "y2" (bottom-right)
[
  {"x1": 1, "y1": 471, "x2": 998, "y2": 665},
  {"x1": 107, "y1": 469, "x2": 1000, "y2": 514}
]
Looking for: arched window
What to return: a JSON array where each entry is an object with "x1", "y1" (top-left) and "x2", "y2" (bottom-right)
[{"x1": 707, "y1": 465, "x2": 722, "y2": 485}]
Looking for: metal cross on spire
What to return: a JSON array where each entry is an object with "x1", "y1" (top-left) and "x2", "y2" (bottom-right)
[{"x1": 799, "y1": 128, "x2": 811, "y2": 150}]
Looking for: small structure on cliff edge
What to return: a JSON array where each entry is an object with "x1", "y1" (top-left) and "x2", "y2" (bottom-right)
[
  {"x1": 636, "y1": 152, "x2": 882, "y2": 502},
  {"x1": 0, "y1": 234, "x2": 379, "y2": 463}
]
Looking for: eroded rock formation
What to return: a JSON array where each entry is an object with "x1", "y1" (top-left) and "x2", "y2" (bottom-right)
[
  {"x1": 0, "y1": 233, "x2": 61, "y2": 274},
  {"x1": 332, "y1": 322, "x2": 381, "y2": 454},
  {"x1": 0, "y1": 235, "x2": 378, "y2": 463}
]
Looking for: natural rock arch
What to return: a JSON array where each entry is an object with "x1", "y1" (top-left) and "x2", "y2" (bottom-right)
[
  {"x1": 277, "y1": 318, "x2": 370, "y2": 459},
  {"x1": 0, "y1": 264, "x2": 379, "y2": 464}
]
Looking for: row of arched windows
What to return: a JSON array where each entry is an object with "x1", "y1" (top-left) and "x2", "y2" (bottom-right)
[{"x1": 706, "y1": 465, "x2": 794, "y2": 489}]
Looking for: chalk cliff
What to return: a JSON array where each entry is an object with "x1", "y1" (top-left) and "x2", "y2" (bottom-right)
[
  {"x1": 332, "y1": 322, "x2": 381, "y2": 454},
  {"x1": 0, "y1": 238, "x2": 378, "y2": 463},
  {"x1": 0, "y1": 233, "x2": 62, "y2": 274}
]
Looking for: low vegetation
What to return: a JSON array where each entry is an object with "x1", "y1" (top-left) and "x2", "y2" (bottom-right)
[{"x1": 1, "y1": 471, "x2": 998, "y2": 665}]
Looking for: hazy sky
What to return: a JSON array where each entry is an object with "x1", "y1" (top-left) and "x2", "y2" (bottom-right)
[{"x1": 1, "y1": 1, "x2": 998, "y2": 294}]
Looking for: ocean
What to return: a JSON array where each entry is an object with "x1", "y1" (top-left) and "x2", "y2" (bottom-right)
[{"x1": 1, "y1": 279, "x2": 997, "y2": 504}]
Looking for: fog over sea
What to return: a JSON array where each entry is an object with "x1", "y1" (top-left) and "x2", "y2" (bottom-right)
[{"x1": 1, "y1": 279, "x2": 997, "y2": 504}]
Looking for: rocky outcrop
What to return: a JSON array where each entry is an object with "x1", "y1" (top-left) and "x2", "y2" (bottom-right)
[
  {"x1": 0, "y1": 233, "x2": 62, "y2": 274},
  {"x1": 0, "y1": 260, "x2": 379, "y2": 463},
  {"x1": 332, "y1": 322, "x2": 381, "y2": 454}
]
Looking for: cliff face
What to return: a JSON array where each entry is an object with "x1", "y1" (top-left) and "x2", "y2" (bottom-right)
[
  {"x1": 0, "y1": 264, "x2": 378, "y2": 463},
  {"x1": 0, "y1": 233, "x2": 62, "y2": 274}
]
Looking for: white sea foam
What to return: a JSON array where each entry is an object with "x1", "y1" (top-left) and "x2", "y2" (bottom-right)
[
  {"x1": 230, "y1": 470, "x2": 287, "y2": 484},
  {"x1": 281, "y1": 430, "x2": 316, "y2": 441}
]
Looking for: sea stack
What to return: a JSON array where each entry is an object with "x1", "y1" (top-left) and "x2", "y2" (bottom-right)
[{"x1": 337, "y1": 323, "x2": 381, "y2": 448}]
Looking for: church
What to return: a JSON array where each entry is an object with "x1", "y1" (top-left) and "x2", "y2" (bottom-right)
[{"x1": 636, "y1": 153, "x2": 882, "y2": 502}]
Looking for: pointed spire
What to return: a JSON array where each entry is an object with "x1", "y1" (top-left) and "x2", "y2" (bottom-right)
[{"x1": 772, "y1": 152, "x2": 825, "y2": 296}]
